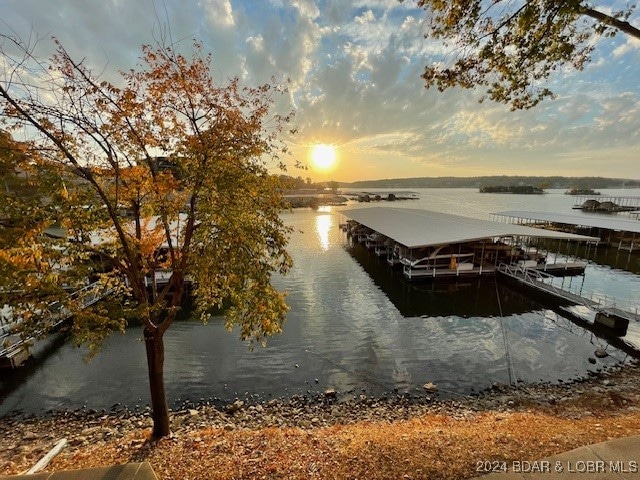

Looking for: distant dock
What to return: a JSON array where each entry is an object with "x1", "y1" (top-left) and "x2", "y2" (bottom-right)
[
  {"x1": 284, "y1": 191, "x2": 348, "y2": 208},
  {"x1": 491, "y1": 210, "x2": 640, "y2": 252},
  {"x1": 284, "y1": 190, "x2": 419, "y2": 208},
  {"x1": 340, "y1": 190, "x2": 419, "y2": 202},
  {"x1": 570, "y1": 194, "x2": 640, "y2": 213}
]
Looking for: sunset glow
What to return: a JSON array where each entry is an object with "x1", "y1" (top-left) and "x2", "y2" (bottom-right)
[
  {"x1": 310, "y1": 144, "x2": 337, "y2": 171},
  {"x1": 3, "y1": 1, "x2": 637, "y2": 181}
]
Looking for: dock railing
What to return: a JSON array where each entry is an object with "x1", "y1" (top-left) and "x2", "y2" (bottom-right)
[
  {"x1": 497, "y1": 263, "x2": 640, "y2": 322},
  {"x1": 0, "y1": 281, "x2": 112, "y2": 360}
]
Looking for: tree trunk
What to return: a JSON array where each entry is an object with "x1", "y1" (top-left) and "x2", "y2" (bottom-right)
[{"x1": 144, "y1": 327, "x2": 171, "y2": 438}]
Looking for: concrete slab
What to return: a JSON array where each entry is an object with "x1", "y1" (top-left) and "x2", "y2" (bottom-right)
[
  {"x1": 475, "y1": 435, "x2": 640, "y2": 479},
  {"x1": 588, "y1": 435, "x2": 640, "y2": 470},
  {"x1": 0, "y1": 462, "x2": 158, "y2": 480},
  {"x1": 523, "y1": 445, "x2": 618, "y2": 479},
  {"x1": 0, "y1": 474, "x2": 51, "y2": 480}
]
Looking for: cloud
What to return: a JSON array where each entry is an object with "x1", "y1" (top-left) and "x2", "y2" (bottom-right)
[
  {"x1": 355, "y1": 10, "x2": 376, "y2": 25},
  {"x1": 200, "y1": 0, "x2": 235, "y2": 28},
  {"x1": 613, "y1": 36, "x2": 640, "y2": 58},
  {"x1": 0, "y1": 0, "x2": 638, "y2": 181}
]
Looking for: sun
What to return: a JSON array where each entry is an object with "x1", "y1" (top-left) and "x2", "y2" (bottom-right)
[{"x1": 310, "y1": 144, "x2": 337, "y2": 171}]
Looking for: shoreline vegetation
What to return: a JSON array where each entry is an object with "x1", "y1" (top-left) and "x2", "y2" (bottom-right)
[
  {"x1": 281, "y1": 175, "x2": 639, "y2": 208},
  {"x1": 2, "y1": 362, "x2": 639, "y2": 479},
  {"x1": 281, "y1": 175, "x2": 640, "y2": 194},
  {"x1": 479, "y1": 185, "x2": 545, "y2": 194},
  {"x1": 340, "y1": 176, "x2": 640, "y2": 190}
]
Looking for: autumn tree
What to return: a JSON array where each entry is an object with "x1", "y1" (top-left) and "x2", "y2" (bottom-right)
[
  {"x1": 406, "y1": 1, "x2": 640, "y2": 109},
  {"x1": 0, "y1": 35, "x2": 293, "y2": 438}
]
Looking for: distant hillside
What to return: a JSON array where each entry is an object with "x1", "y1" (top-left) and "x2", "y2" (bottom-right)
[{"x1": 341, "y1": 176, "x2": 640, "y2": 190}]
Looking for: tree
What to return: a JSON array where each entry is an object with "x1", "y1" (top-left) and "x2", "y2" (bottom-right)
[
  {"x1": 406, "y1": 1, "x2": 640, "y2": 109},
  {"x1": 327, "y1": 181, "x2": 340, "y2": 192},
  {"x1": 0, "y1": 35, "x2": 293, "y2": 438}
]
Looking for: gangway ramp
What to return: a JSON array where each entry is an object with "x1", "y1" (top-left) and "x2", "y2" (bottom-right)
[
  {"x1": 496, "y1": 263, "x2": 640, "y2": 328},
  {"x1": 0, "y1": 282, "x2": 112, "y2": 368}
]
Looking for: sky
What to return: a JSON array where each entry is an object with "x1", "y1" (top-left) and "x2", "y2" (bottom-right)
[{"x1": 1, "y1": 0, "x2": 639, "y2": 182}]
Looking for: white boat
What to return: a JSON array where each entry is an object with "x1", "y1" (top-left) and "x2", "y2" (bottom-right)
[
  {"x1": 401, "y1": 245, "x2": 475, "y2": 279},
  {"x1": 405, "y1": 245, "x2": 475, "y2": 269}
]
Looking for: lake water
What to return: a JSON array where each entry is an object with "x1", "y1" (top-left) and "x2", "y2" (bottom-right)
[{"x1": 1, "y1": 188, "x2": 639, "y2": 416}]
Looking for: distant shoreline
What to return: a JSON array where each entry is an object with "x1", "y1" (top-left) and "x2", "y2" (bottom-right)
[{"x1": 338, "y1": 176, "x2": 640, "y2": 190}]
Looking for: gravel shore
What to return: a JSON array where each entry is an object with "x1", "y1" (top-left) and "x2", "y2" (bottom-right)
[{"x1": 1, "y1": 361, "x2": 639, "y2": 478}]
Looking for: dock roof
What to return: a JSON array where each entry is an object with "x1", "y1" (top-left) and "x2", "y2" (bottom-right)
[
  {"x1": 493, "y1": 211, "x2": 640, "y2": 234},
  {"x1": 341, "y1": 207, "x2": 600, "y2": 249}
]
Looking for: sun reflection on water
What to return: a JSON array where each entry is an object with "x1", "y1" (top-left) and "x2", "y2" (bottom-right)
[{"x1": 315, "y1": 208, "x2": 332, "y2": 252}]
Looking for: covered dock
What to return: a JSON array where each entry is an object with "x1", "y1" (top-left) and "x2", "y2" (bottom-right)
[
  {"x1": 570, "y1": 194, "x2": 640, "y2": 213},
  {"x1": 491, "y1": 210, "x2": 640, "y2": 252},
  {"x1": 341, "y1": 207, "x2": 599, "y2": 281}
]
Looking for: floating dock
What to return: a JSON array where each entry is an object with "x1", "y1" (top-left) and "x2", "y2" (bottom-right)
[
  {"x1": 341, "y1": 207, "x2": 599, "y2": 281},
  {"x1": 341, "y1": 207, "x2": 638, "y2": 334}
]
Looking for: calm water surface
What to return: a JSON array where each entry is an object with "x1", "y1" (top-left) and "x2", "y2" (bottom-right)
[{"x1": 1, "y1": 188, "x2": 639, "y2": 416}]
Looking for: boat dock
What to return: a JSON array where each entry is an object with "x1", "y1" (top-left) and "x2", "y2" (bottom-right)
[
  {"x1": 283, "y1": 191, "x2": 347, "y2": 208},
  {"x1": 341, "y1": 190, "x2": 419, "y2": 202},
  {"x1": 491, "y1": 210, "x2": 640, "y2": 251},
  {"x1": 570, "y1": 194, "x2": 640, "y2": 213},
  {"x1": 341, "y1": 207, "x2": 599, "y2": 282},
  {"x1": 341, "y1": 207, "x2": 638, "y2": 334},
  {"x1": 0, "y1": 282, "x2": 110, "y2": 369}
]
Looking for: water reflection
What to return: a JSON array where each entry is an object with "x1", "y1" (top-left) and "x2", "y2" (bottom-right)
[
  {"x1": 345, "y1": 242, "x2": 544, "y2": 317},
  {"x1": 315, "y1": 208, "x2": 332, "y2": 252},
  {"x1": 537, "y1": 238, "x2": 640, "y2": 274},
  {"x1": 2, "y1": 198, "x2": 639, "y2": 416},
  {"x1": 345, "y1": 238, "x2": 640, "y2": 359}
]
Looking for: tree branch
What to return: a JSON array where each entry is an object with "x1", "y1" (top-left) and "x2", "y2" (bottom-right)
[{"x1": 581, "y1": 7, "x2": 640, "y2": 40}]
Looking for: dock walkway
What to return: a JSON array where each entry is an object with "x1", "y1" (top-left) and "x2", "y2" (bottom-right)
[
  {"x1": 570, "y1": 194, "x2": 640, "y2": 213},
  {"x1": 0, "y1": 282, "x2": 111, "y2": 368},
  {"x1": 497, "y1": 263, "x2": 640, "y2": 324}
]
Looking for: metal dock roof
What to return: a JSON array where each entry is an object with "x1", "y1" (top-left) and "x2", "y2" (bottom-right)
[
  {"x1": 341, "y1": 207, "x2": 599, "y2": 249},
  {"x1": 493, "y1": 210, "x2": 640, "y2": 234}
]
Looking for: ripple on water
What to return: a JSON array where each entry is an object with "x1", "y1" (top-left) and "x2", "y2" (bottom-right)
[{"x1": 1, "y1": 194, "x2": 638, "y2": 415}]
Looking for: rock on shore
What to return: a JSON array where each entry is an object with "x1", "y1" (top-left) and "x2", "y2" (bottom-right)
[{"x1": 1, "y1": 362, "x2": 639, "y2": 475}]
